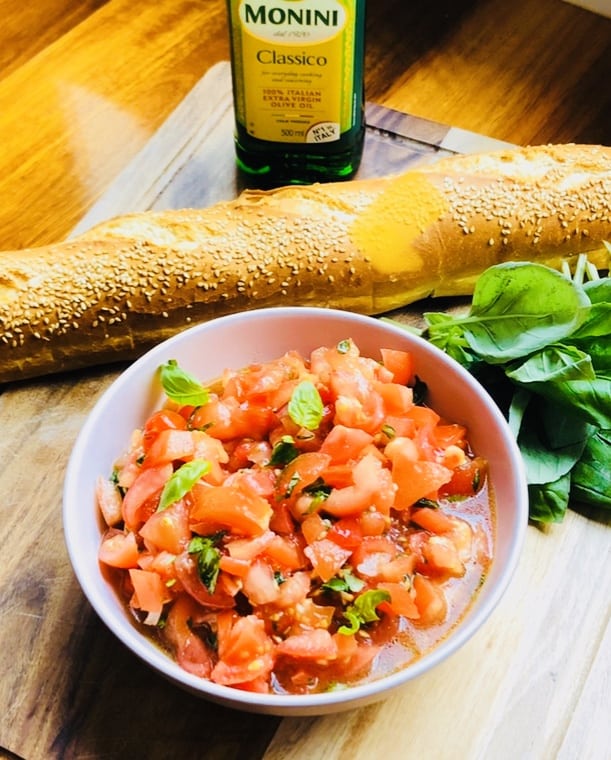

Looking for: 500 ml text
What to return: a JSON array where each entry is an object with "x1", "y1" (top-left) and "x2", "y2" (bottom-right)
[{"x1": 257, "y1": 49, "x2": 327, "y2": 65}]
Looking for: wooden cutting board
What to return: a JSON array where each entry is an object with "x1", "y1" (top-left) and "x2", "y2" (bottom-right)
[{"x1": 1, "y1": 61, "x2": 609, "y2": 760}]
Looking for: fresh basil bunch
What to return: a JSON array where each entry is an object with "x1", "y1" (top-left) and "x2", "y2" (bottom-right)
[{"x1": 421, "y1": 256, "x2": 610, "y2": 523}]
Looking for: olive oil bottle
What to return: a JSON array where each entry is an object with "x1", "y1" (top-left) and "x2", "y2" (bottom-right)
[{"x1": 226, "y1": 0, "x2": 366, "y2": 185}]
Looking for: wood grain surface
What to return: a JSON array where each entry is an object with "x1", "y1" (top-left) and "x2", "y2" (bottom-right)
[{"x1": 0, "y1": 2, "x2": 610, "y2": 759}]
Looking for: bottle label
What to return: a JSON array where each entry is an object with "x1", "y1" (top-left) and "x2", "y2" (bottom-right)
[{"x1": 229, "y1": 0, "x2": 362, "y2": 144}]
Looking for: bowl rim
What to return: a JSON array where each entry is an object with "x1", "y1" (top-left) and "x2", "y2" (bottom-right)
[{"x1": 63, "y1": 306, "x2": 529, "y2": 712}]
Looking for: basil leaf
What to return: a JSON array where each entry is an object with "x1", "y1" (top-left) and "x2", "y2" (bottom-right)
[
  {"x1": 322, "y1": 570, "x2": 365, "y2": 595},
  {"x1": 571, "y1": 429, "x2": 611, "y2": 508},
  {"x1": 188, "y1": 533, "x2": 224, "y2": 593},
  {"x1": 288, "y1": 380, "x2": 324, "y2": 430},
  {"x1": 160, "y1": 360, "x2": 209, "y2": 406},
  {"x1": 423, "y1": 312, "x2": 477, "y2": 367},
  {"x1": 583, "y1": 276, "x2": 611, "y2": 305},
  {"x1": 516, "y1": 402, "x2": 592, "y2": 486},
  {"x1": 338, "y1": 588, "x2": 391, "y2": 635},
  {"x1": 461, "y1": 263, "x2": 591, "y2": 362},
  {"x1": 270, "y1": 436, "x2": 299, "y2": 467},
  {"x1": 157, "y1": 459, "x2": 210, "y2": 511},
  {"x1": 529, "y1": 473, "x2": 571, "y2": 524}
]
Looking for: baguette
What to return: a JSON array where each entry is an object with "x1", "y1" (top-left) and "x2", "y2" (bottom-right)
[{"x1": 1, "y1": 143, "x2": 609, "y2": 384}]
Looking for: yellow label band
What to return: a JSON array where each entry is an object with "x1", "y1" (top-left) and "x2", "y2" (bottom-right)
[{"x1": 229, "y1": 0, "x2": 361, "y2": 144}]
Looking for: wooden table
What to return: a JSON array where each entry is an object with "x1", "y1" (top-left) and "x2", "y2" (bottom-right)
[{"x1": 0, "y1": 2, "x2": 610, "y2": 759}]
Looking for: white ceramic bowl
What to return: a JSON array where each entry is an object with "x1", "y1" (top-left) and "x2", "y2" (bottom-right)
[{"x1": 63, "y1": 307, "x2": 528, "y2": 716}]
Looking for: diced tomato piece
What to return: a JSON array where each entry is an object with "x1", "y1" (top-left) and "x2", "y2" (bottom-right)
[
  {"x1": 331, "y1": 634, "x2": 380, "y2": 679},
  {"x1": 129, "y1": 568, "x2": 168, "y2": 614},
  {"x1": 379, "y1": 553, "x2": 416, "y2": 583},
  {"x1": 352, "y1": 536, "x2": 398, "y2": 579},
  {"x1": 413, "y1": 574, "x2": 447, "y2": 626},
  {"x1": 377, "y1": 582, "x2": 419, "y2": 618},
  {"x1": 380, "y1": 348, "x2": 414, "y2": 386},
  {"x1": 269, "y1": 503, "x2": 296, "y2": 534},
  {"x1": 391, "y1": 459, "x2": 453, "y2": 510},
  {"x1": 189, "y1": 483, "x2": 272, "y2": 536},
  {"x1": 323, "y1": 453, "x2": 395, "y2": 517},
  {"x1": 224, "y1": 467, "x2": 275, "y2": 498},
  {"x1": 327, "y1": 517, "x2": 363, "y2": 550},
  {"x1": 275, "y1": 452, "x2": 332, "y2": 503},
  {"x1": 96, "y1": 476, "x2": 123, "y2": 527},
  {"x1": 122, "y1": 463, "x2": 173, "y2": 530},
  {"x1": 142, "y1": 409, "x2": 187, "y2": 452},
  {"x1": 225, "y1": 530, "x2": 275, "y2": 560},
  {"x1": 304, "y1": 538, "x2": 351, "y2": 582},
  {"x1": 191, "y1": 396, "x2": 276, "y2": 441},
  {"x1": 218, "y1": 554, "x2": 251, "y2": 578},
  {"x1": 242, "y1": 559, "x2": 280, "y2": 605},
  {"x1": 358, "y1": 509, "x2": 388, "y2": 536},
  {"x1": 99, "y1": 529, "x2": 140, "y2": 569},
  {"x1": 375, "y1": 381, "x2": 414, "y2": 416},
  {"x1": 421, "y1": 536, "x2": 465, "y2": 578},
  {"x1": 333, "y1": 390, "x2": 385, "y2": 434},
  {"x1": 275, "y1": 571, "x2": 311, "y2": 609},
  {"x1": 432, "y1": 424, "x2": 467, "y2": 450},
  {"x1": 319, "y1": 463, "x2": 354, "y2": 489},
  {"x1": 162, "y1": 595, "x2": 214, "y2": 678},
  {"x1": 173, "y1": 552, "x2": 236, "y2": 608},
  {"x1": 139, "y1": 501, "x2": 190, "y2": 555},
  {"x1": 319, "y1": 425, "x2": 374, "y2": 464},
  {"x1": 300, "y1": 512, "x2": 328, "y2": 544},
  {"x1": 294, "y1": 599, "x2": 335, "y2": 629},
  {"x1": 276, "y1": 629, "x2": 338, "y2": 661},
  {"x1": 263, "y1": 534, "x2": 307, "y2": 571},
  {"x1": 439, "y1": 457, "x2": 487, "y2": 497},
  {"x1": 212, "y1": 614, "x2": 275, "y2": 685},
  {"x1": 411, "y1": 506, "x2": 454, "y2": 534}
]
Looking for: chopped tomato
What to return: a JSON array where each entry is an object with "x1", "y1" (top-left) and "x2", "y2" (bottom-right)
[
  {"x1": 96, "y1": 476, "x2": 123, "y2": 527},
  {"x1": 413, "y1": 574, "x2": 447, "y2": 626},
  {"x1": 139, "y1": 501, "x2": 190, "y2": 555},
  {"x1": 326, "y1": 517, "x2": 363, "y2": 550},
  {"x1": 275, "y1": 452, "x2": 332, "y2": 504},
  {"x1": 276, "y1": 629, "x2": 338, "y2": 661},
  {"x1": 129, "y1": 568, "x2": 168, "y2": 615},
  {"x1": 411, "y1": 506, "x2": 454, "y2": 534},
  {"x1": 121, "y1": 463, "x2": 173, "y2": 530},
  {"x1": 378, "y1": 582, "x2": 419, "y2": 619},
  {"x1": 98, "y1": 340, "x2": 493, "y2": 696},
  {"x1": 212, "y1": 614, "x2": 275, "y2": 685},
  {"x1": 421, "y1": 536, "x2": 465, "y2": 578},
  {"x1": 380, "y1": 348, "x2": 414, "y2": 386},
  {"x1": 242, "y1": 559, "x2": 280, "y2": 605},
  {"x1": 300, "y1": 512, "x2": 328, "y2": 544},
  {"x1": 99, "y1": 529, "x2": 140, "y2": 569},
  {"x1": 439, "y1": 456, "x2": 487, "y2": 497},
  {"x1": 189, "y1": 483, "x2": 272, "y2": 536},
  {"x1": 142, "y1": 409, "x2": 187, "y2": 452},
  {"x1": 161, "y1": 595, "x2": 214, "y2": 678},
  {"x1": 319, "y1": 425, "x2": 373, "y2": 464},
  {"x1": 190, "y1": 396, "x2": 277, "y2": 441},
  {"x1": 323, "y1": 453, "x2": 395, "y2": 517},
  {"x1": 391, "y1": 459, "x2": 453, "y2": 509},
  {"x1": 304, "y1": 538, "x2": 352, "y2": 582}
]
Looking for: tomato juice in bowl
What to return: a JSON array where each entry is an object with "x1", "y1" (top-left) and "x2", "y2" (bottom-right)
[{"x1": 63, "y1": 307, "x2": 528, "y2": 715}]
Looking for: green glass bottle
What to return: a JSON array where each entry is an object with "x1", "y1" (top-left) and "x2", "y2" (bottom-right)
[{"x1": 226, "y1": 0, "x2": 366, "y2": 185}]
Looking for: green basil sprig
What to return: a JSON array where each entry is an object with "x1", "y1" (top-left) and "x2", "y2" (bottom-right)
[
  {"x1": 160, "y1": 359, "x2": 209, "y2": 406},
  {"x1": 416, "y1": 258, "x2": 611, "y2": 523},
  {"x1": 338, "y1": 588, "x2": 391, "y2": 635},
  {"x1": 157, "y1": 459, "x2": 210, "y2": 511},
  {"x1": 288, "y1": 380, "x2": 324, "y2": 430}
]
